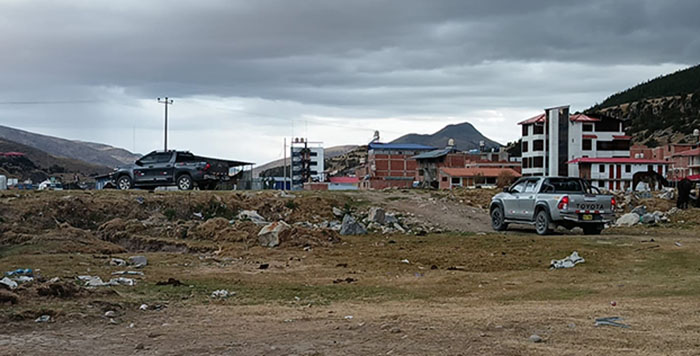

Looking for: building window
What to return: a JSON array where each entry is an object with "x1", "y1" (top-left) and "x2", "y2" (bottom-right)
[
  {"x1": 442, "y1": 176, "x2": 448, "y2": 182},
  {"x1": 597, "y1": 140, "x2": 630, "y2": 151},
  {"x1": 625, "y1": 165, "x2": 631, "y2": 173},
  {"x1": 522, "y1": 141, "x2": 529, "y2": 152},
  {"x1": 599, "y1": 164, "x2": 605, "y2": 172},
  {"x1": 595, "y1": 119, "x2": 622, "y2": 132},
  {"x1": 418, "y1": 169, "x2": 424, "y2": 176},
  {"x1": 647, "y1": 165, "x2": 653, "y2": 172},
  {"x1": 533, "y1": 124, "x2": 544, "y2": 135},
  {"x1": 451, "y1": 177, "x2": 460, "y2": 184},
  {"x1": 533, "y1": 140, "x2": 544, "y2": 151},
  {"x1": 582, "y1": 139, "x2": 592, "y2": 151},
  {"x1": 522, "y1": 125, "x2": 528, "y2": 136},
  {"x1": 533, "y1": 156, "x2": 544, "y2": 168},
  {"x1": 583, "y1": 123, "x2": 593, "y2": 132}
]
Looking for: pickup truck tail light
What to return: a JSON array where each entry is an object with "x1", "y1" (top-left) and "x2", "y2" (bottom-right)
[
  {"x1": 611, "y1": 197, "x2": 616, "y2": 209},
  {"x1": 557, "y1": 196, "x2": 569, "y2": 210},
  {"x1": 203, "y1": 163, "x2": 211, "y2": 171}
]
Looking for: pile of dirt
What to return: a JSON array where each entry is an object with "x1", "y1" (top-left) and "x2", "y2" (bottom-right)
[
  {"x1": 0, "y1": 224, "x2": 125, "y2": 255},
  {"x1": 279, "y1": 226, "x2": 341, "y2": 248}
]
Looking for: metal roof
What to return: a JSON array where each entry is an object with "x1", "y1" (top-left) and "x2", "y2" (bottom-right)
[
  {"x1": 411, "y1": 148, "x2": 457, "y2": 160},
  {"x1": 368, "y1": 142, "x2": 435, "y2": 151}
]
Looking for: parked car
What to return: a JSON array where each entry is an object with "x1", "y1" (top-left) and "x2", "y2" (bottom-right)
[
  {"x1": 489, "y1": 177, "x2": 616, "y2": 235},
  {"x1": 108, "y1": 150, "x2": 244, "y2": 191}
]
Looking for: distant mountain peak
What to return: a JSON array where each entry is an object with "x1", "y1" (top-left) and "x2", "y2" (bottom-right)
[{"x1": 390, "y1": 121, "x2": 501, "y2": 151}]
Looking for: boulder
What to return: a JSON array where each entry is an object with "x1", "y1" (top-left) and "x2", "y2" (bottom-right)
[
  {"x1": 368, "y1": 207, "x2": 386, "y2": 224},
  {"x1": 238, "y1": 210, "x2": 267, "y2": 225},
  {"x1": 615, "y1": 213, "x2": 640, "y2": 227},
  {"x1": 257, "y1": 221, "x2": 291, "y2": 247},
  {"x1": 340, "y1": 215, "x2": 367, "y2": 235}
]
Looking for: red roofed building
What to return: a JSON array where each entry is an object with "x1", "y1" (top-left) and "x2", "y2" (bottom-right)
[
  {"x1": 438, "y1": 167, "x2": 521, "y2": 190},
  {"x1": 669, "y1": 148, "x2": 700, "y2": 179}
]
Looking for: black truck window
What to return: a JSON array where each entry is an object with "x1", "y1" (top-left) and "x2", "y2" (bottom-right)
[
  {"x1": 176, "y1": 152, "x2": 196, "y2": 163},
  {"x1": 541, "y1": 178, "x2": 586, "y2": 193},
  {"x1": 153, "y1": 152, "x2": 172, "y2": 163}
]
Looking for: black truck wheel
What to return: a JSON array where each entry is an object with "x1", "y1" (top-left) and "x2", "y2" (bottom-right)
[
  {"x1": 490, "y1": 206, "x2": 508, "y2": 231},
  {"x1": 177, "y1": 174, "x2": 193, "y2": 190},
  {"x1": 535, "y1": 209, "x2": 552, "y2": 235},
  {"x1": 117, "y1": 175, "x2": 132, "y2": 190}
]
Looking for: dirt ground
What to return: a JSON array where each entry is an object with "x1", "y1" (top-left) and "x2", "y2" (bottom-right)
[{"x1": 1, "y1": 190, "x2": 699, "y2": 355}]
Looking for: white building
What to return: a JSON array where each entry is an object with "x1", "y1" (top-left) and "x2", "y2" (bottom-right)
[
  {"x1": 519, "y1": 105, "x2": 668, "y2": 191},
  {"x1": 290, "y1": 138, "x2": 324, "y2": 190}
]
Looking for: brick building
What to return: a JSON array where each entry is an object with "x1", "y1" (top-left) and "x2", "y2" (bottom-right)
[{"x1": 356, "y1": 142, "x2": 434, "y2": 189}]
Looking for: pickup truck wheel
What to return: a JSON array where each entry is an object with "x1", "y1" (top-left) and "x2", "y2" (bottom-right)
[
  {"x1": 177, "y1": 175, "x2": 193, "y2": 190},
  {"x1": 583, "y1": 224, "x2": 604, "y2": 235},
  {"x1": 116, "y1": 175, "x2": 132, "y2": 190},
  {"x1": 490, "y1": 206, "x2": 508, "y2": 231},
  {"x1": 535, "y1": 210, "x2": 552, "y2": 235}
]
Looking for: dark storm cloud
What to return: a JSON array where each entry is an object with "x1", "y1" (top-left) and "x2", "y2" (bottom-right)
[
  {"x1": 0, "y1": 0, "x2": 697, "y2": 163},
  {"x1": 1, "y1": 0, "x2": 698, "y2": 102}
]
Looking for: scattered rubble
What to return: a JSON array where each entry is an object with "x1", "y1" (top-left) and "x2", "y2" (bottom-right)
[
  {"x1": 129, "y1": 256, "x2": 148, "y2": 268},
  {"x1": 595, "y1": 316, "x2": 630, "y2": 328},
  {"x1": 550, "y1": 251, "x2": 585, "y2": 269},
  {"x1": 529, "y1": 334, "x2": 543, "y2": 343},
  {"x1": 34, "y1": 315, "x2": 52, "y2": 323},
  {"x1": 238, "y1": 210, "x2": 267, "y2": 225},
  {"x1": 340, "y1": 214, "x2": 367, "y2": 235},
  {"x1": 211, "y1": 289, "x2": 234, "y2": 298},
  {"x1": 78, "y1": 275, "x2": 136, "y2": 287},
  {"x1": 0, "y1": 277, "x2": 18, "y2": 290}
]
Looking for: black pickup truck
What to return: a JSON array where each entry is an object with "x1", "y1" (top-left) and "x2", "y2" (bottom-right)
[{"x1": 107, "y1": 150, "x2": 248, "y2": 190}]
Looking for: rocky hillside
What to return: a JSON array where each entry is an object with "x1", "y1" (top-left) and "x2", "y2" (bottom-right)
[
  {"x1": 0, "y1": 138, "x2": 110, "y2": 182},
  {"x1": 0, "y1": 125, "x2": 140, "y2": 167},
  {"x1": 391, "y1": 122, "x2": 501, "y2": 151},
  {"x1": 588, "y1": 64, "x2": 700, "y2": 147}
]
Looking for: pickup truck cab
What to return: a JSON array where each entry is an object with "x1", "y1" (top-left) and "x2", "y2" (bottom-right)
[
  {"x1": 490, "y1": 177, "x2": 615, "y2": 235},
  {"x1": 110, "y1": 150, "x2": 238, "y2": 191}
]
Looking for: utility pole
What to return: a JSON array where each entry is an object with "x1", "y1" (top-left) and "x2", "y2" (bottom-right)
[{"x1": 157, "y1": 97, "x2": 174, "y2": 151}]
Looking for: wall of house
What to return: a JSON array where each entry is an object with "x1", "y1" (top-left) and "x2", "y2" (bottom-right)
[{"x1": 587, "y1": 163, "x2": 667, "y2": 190}]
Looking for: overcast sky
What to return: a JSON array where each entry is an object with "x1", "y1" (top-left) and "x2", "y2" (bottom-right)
[{"x1": 0, "y1": 0, "x2": 698, "y2": 165}]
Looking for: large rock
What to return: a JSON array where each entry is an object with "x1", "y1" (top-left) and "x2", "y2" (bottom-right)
[
  {"x1": 238, "y1": 210, "x2": 267, "y2": 225},
  {"x1": 368, "y1": 207, "x2": 386, "y2": 224},
  {"x1": 257, "y1": 221, "x2": 290, "y2": 247},
  {"x1": 384, "y1": 214, "x2": 399, "y2": 225},
  {"x1": 615, "y1": 213, "x2": 640, "y2": 227},
  {"x1": 340, "y1": 215, "x2": 367, "y2": 235},
  {"x1": 332, "y1": 207, "x2": 345, "y2": 218}
]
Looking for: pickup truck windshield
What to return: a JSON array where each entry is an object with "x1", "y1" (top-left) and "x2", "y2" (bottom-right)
[{"x1": 542, "y1": 178, "x2": 594, "y2": 194}]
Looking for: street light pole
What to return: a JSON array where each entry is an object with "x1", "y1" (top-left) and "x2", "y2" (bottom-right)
[{"x1": 157, "y1": 97, "x2": 174, "y2": 151}]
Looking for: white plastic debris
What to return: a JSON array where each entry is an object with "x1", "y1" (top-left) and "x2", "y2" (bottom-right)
[
  {"x1": 104, "y1": 311, "x2": 116, "y2": 317},
  {"x1": 14, "y1": 276, "x2": 34, "y2": 283},
  {"x1": 139, "y1": 304, "x2": 149, "y2": 311},
  {"x1": 211, "y1": 289, "x2": 234, "y2": 298},
  {"x1": 35, "y1": 315, "x2": 51, "y2": 323},
  {"x1": 111, "y1": 271, "x2": 144, "y2": 276},
  {"x1": 0, "y1": 277, "x2": 18, "y2": 290},
  {"x1": 110, "y1": 258, "x2": 127, "y2": 266},
  {"x1": 400, "y1": 259, "x2": 410, "y2": 264},
  {"x1": 550, "y1": 251, "x2": 585, "y2": 269},
  {"x1": 78, "y1": 275, "x2": 135, "y2": 287},
  {"x1": 128, "y1": 256, "x2": 148, "y2": 268},
  {"x1": 344, "y1": 315, "x2": 354, "y2": 320}
]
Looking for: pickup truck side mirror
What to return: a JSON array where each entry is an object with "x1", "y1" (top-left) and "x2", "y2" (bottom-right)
[
  {"x1": 135, "y1": 160, "x2": 143, "y2": 166},
  {"x1": 503, "y1": 187, "x2": 509, "y2": 193}
]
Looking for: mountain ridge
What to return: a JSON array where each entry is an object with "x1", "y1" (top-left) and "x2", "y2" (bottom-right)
[{"x1": 390, "y1": 122, "x2": 501, "y2": 151}]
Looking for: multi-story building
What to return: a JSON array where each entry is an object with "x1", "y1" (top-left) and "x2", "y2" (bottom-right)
[
  {"x1": 356, "y1": 142, "x2": 434, "y2": 189},
  {"x1": 518, "y1": 105, "x2": 668, "y2": 190},
  {"x1": 290, "y1": 138, "x2": 324, "y2": 190},
  {"x1": 669, "y1": 148, "x2": 700, "y2": 179}
]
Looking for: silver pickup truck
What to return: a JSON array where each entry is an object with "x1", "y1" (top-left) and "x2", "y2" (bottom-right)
[{"x1": 489, "y1": 177, "x2": 616, "y2": 235}]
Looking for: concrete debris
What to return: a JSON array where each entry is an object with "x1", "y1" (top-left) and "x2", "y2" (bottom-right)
[
  {"x1": 615, "y1": 213, "x2": 640, "y2": 227},
  {"x1": 129, "y1": 256, "x2": 148, "y2": 268},
  {"x1": 340, "y1": 214, "x2": 367, "y2": 235},
  {"x1": 78, "y1": 275, "x2": 135, "y2": 287},
  {"x1": 257, "y1": 221, "x2": 291, "y2": 247},
  {"x1": 631, "y1": 205, "x2": 647, "y2": 216},
  {"x1": 595, "y1": 316, "x2": 630, "y2": 328},
  {"x1": 550, "y1": 251, "x2": 585, "y2": 269},
  {"x1": 332, "y1": 207, "x2": 345, "y2": 218},
  {"x1": 211, "y1": 289, "x2": 234, "y2": 298},
  {"x1": 237, "y1": 210, "x2": 267, "y2": 225},
  {"x1": 0, "y1": 277, "x2": 18, "y2": 290},
  {"x1": 110, "y1": 258, "x2": 126, "y2": 266},
  {"x1": 529, "y1": 334, "x2": 543, "y2": 343},
  {"x1": 104, "y1": 310, "x2": 116, "y2": 317},
  {"x1": 384, "y1": 214, "x2": 399, "y2": 225},
  {"x1": 368, "y1": 207, "x2": 386, "y2": 224},
  {"x1": 35, "y1": 315, "x2": 52, "y2": 323},
  {"x1": 111, "y1": 271, "x2": 144, "y2": 276},
  {"x1": 641, "y1": 213, "x2": 656, "y2": 224}
]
